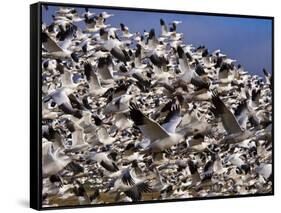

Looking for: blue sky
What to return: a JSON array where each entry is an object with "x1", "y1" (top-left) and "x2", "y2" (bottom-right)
[{"x1": 42, "y1": 5, "x2": 272, "y2": 76}]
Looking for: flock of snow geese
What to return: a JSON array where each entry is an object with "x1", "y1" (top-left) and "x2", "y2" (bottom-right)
[{"x1": 41, "y1": 6, "x2": 273, "y2": 207}]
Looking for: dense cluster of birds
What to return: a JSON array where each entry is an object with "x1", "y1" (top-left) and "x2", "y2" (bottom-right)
[{"x1": 41, "y1": 6, "x2": 273, "y2": 207}]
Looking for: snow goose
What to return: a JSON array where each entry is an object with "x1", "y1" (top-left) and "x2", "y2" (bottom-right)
[
  {"x1": 43, "y1": 87, "x2": 83, "y2": 118},
  {"x1": 64, "y1": 119, "x2": 89, "y2": 152},
  {"x1": 42, "y1": 31, "x2": 79, "y2": 63},
  {"x1": 88, "y1": 151, "x2": 119, "y2": 172},
  {"x1": 177, "y1": 45, "x2": 210, "y2": 89},
  {"x1": 160, "y1": 19, "x2": 173, "y2": 37},
  {"x1": 255, "y1": 163, "x2": 272, "y2": 180},
  {"x1": 84, "y1": 62, "x2": 108, "y2": 96},
  {"x1": 212, "y1": 91, "x2": 256, "y2": 144},
  {"x1": 42, "y1": 141, "x2": 71, "y2": 178},
  {"x1": 129, "y1": 102, "x2": 184, "y2": 153},
  {"x1": 120, "y1": 23, "x2": 134, "y2": 38},
  {"x1": 104, "y1": 94, "x2": 133, "y2": 114},
  {"x1": 107, "y1": 162, "x2": 151, "y2": 201}
]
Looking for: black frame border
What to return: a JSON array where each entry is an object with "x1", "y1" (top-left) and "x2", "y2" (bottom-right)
[{"x1": 30, "y1": 1, "x2": 274, "y2": 210}]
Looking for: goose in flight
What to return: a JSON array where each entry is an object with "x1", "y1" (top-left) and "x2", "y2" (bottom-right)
[
  {"x1": 43, "y1": 87, "x2": 83, "y2": 119},
  {"x1": 120, "y1": 23, "x2": 134, "y2": 38},
  {"x1": 223, "y1": 153, "x2": 250, "y2": 175},
  {"x1": 84, "y1": 14, "x2": 98, "y2": 31},
  {"x1": 42, "y1": 101, "x2": 63, "y2": 120},
  {"x1": 160, "y1": 19, "x2": 174, "y2": 37},
  {"x1": 129, "y1": 102, "x2": 184, "y2": 153},
  {"x1": 169, "y1": 22, "x2": 183, "y2": 41},
  {"x1": 255, "y1": 163, "x2": 272, "y2": 180},
  {"x1": 42, "y1": 31, "x2": 79, "y2": 62},
  {"x1": 186, "y1": 160, "x2": 201, "y2": 187},
  {"x1": 58, "y1": 63, "x2": 79, "y2": 88},
  {"x1": 95, "y1": 126, "x2": 116, "y2": 146},
  {"x1": 211, "y1": 90, "x2": 253, "y2": 144},
  {"x1": 95, "y1": 14, "x2": 111, "y2": 28},
  {"x1": 111, "y1": 113, "x2": 134, "y2": 132},
  {"x1": 76, "y1": 111, "x2": 97, "y2": 134},
  {"x1": 82, "y1": 7, "x2": 95, "y2": 19},
  {"x1": 100, "y1": 11, "x2": 114, "y2": 19},
  {"x1": 177, "y1": 46, "x2": 209, "y2": 89},
  {"x1": 84, "y1": 62, "x2": 108, "y2": 96},
  {"x1": 106, "y1": 39, "x2": 131, "y2": 64},
  {"x1": 104, "y1": 94, "x2": 133, "y2": 114},
  {"x1": 97, "y1": 55, "x2": 116, "y2": 82},
  {"x1": 263, "y1": 68, "x2": 272, "y2": 89},
  {"x1": 64, "y1": 119, "x2": 89, "y2": 152},
  {"x1": 146, "y1": 28, "x2": 159, "y2": 50},
  {"x1": 201, "y1": 154, "x2": 216, "y2": 182},
  {"x1": 56, "y1": 7, "x2": 77, "y2": 15},
  {"x1": 211, "y1": 90, "x2": 243, "y2": 135},
  {"x1": 113, "y1": 180, "x2": 151, "y2": 202},
  {"x1": 88, "y1": 151, "x2": 119, "y2": 172},
  {"x1": 108, "y1": 160, "x2": 143, "y2": 186},
  {"x1": 107, "y1": 161, "x2": 151, "y2": 201},
  {"x1": 42, "y1": 141, "x2": 71, "y2": 177}
]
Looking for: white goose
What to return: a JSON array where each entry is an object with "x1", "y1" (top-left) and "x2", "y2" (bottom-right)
[
  {"x1": 64, "y1": 119, "x2": 89, "y2": 152},
  {"x1": 42, "y1": 31, "x2": 79, "y2": 63},
  {"x1": 42, "y1": 141, "x2": 71, "y2": 177},
  {"x1": 84, "y1": 62, "x2": 108, "y2": 96},
  {"x1": 129, "y1": 102, "x2": 184, "y2": 153},
  {"x1": 177, "y1": 45, "x2": 209, "y2": 89}
]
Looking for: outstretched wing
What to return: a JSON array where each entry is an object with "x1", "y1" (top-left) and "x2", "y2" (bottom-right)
[
  {"x1": 129, "y1": 103, "x2": 170, "y2": 141},
  {"x1": 124, "y1": 181, "x2": 151, "y2": 201},
  {"x1": 161, "y1": 103, "x2": 181, "y2": 133},
  {"x1": 121, "y1": 169, "x2": 135, "y2": 186},
  {"x1": 211, "y1": 90, "x2": 242, "y2": 134},
  {"x1": 100, "y1": 160, "x2": 119, "y2": 172},
  {"x1": 191, "y1": 75, "x2": 210, "y2": 89},
  {"x1": 42, "y1": 32, "x2": 63, "y2": 52}
]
